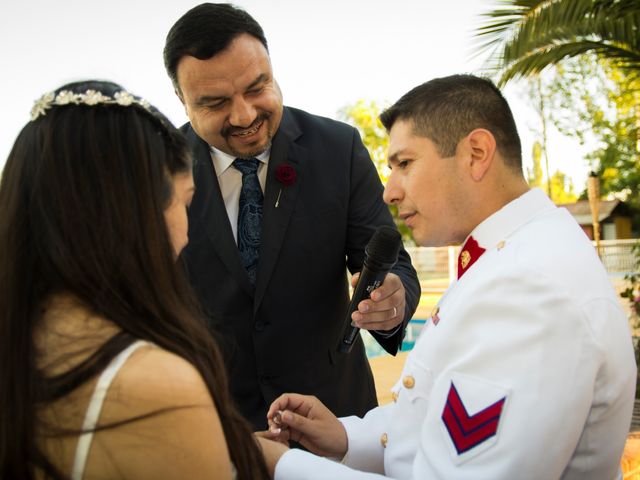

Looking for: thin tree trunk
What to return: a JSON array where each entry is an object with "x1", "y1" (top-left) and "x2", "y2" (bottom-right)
[{"x1": 536, "y1": 76, "x2": 552, "y2": 200}]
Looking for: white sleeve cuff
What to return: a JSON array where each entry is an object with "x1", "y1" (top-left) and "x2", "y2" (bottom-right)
[
  {"x1": 374, "y1": 323, "x2": 402, "y2": 338},
  {"x1": 274, "y1": 449, "x2": 389, "y2": 480},
  {"x1": 339, "y1": 405, "x2": 391, "y2": 474}
]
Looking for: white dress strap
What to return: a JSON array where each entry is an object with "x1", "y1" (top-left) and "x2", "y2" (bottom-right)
[{"x1": 71, "y1": 340, "x2": 149, "y2": 480}]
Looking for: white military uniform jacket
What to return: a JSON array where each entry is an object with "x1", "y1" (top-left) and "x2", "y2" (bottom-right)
[{"x1": 275, "y1": 189, "x2": 636, "y2": 480}]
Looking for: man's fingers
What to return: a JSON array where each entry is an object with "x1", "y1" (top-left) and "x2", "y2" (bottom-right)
[
  {"x1": 355, "y1": 303, "x2": 405, "y2": 330},
  {"x1": 267, "y1": 393, "x2": 313, "y2": 422},
  {"x1": 279, "y1": 409, "x2": 313, "y2": 433},
  {"x1": 369, "y1": 273, "x2": 403, "y2": 301},
  {"x1": 356, "y1": 298, "x2": 399, "y2": 315},
  {"x1": 353, "y1": 303, "x2": 404, "y2": 325},
  {"x1": 256, "y1": 428, "x2": 291, "y2": 447}
]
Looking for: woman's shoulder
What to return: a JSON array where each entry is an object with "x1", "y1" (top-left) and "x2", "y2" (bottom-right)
[
  {"x1": 35, "y1": 295, "x2": 234, "y2": 478},
  {"x1": 87, "y1": 343, "x2": 233, "y2": 479},
  {"x1": 112, "y1": 343, "x2": 214, "y2": 411}
]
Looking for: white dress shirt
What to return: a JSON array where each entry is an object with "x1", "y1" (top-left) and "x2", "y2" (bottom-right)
[{"x1": 210, "y1": 146, "x2": 270, "y2": 242}]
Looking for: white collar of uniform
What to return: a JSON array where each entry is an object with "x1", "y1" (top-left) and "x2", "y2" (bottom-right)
[
  {"x1": 209, "y1": 145, "x2": 271, "y2": 178},
  {"x1": 464, "y1": 188, "x2": 556, "y2": 250}
]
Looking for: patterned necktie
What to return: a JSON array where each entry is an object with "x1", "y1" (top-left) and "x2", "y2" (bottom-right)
[{"x1": 233, "y1": 158, "x2": 263, "y2": 286}]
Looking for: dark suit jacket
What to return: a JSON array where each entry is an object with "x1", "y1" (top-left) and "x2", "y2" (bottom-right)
[{"x1": 181, "y1": 106, "x2": 420, "y2": 429}]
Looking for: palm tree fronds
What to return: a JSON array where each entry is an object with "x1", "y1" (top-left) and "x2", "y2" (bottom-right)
[
  {"x1": 474, "y1": 0, "x2": 640, "y2": 83},
  {"x1": 497, "y1": 41, "x2": 640, "y2": 86}
]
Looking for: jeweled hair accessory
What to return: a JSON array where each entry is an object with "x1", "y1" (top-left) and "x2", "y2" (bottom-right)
[{"x1": 30, "y1": 89, "x2": 152, "y2": 121}]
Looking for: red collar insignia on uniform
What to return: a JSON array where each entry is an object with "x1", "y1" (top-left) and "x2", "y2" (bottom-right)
[
  {"x1": 457, "y1": 236, "x2": 486, "y2": 279},
  {"x1": 442, "y1": 382, "x2": 506, "y2": 455}
]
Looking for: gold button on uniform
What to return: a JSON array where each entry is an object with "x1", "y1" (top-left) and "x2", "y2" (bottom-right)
[
  {"x1": 391, "y1": 391, "x2": 399, "y2": 402},
  {"x1": 403, "y1": 375, "x2": 415, "y2": 389},
  {"x1": 460, "y1": 250, "x2": 471, "y2": 269},
  {"x1": 497, "y1": 240, "x2": 506, "y2": 250},
  {"x1": 380, "y1": 433, "x2": 388, "y2": 448}
]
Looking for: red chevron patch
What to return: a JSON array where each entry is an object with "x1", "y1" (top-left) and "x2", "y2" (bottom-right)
[{"x1": 442, "y1": 382, "x2": 506, "y2": 455}]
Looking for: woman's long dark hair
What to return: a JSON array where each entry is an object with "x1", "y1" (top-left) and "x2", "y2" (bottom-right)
[{"x1": 0, "y1": 80, "x2": 268, "y2": 479}]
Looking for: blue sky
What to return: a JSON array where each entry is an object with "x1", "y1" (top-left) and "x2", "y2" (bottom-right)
[{"x1": 0, "y1": 0, "x2": 591, "y2": 189}]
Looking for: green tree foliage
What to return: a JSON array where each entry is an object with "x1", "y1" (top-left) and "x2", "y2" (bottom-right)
[
  {"x1": 527, "y1": 143, "x2": 577, "y2": 202},
  {"x1": 528, "y1": 141, "x2": 544, "y2": 187},
  {"x1": 516, "y1": 69, "x2": 578, "y2": 203},
  {"x1": 340, "y1": 100, "x2": 390, "y2": 182},
  {"x1": 339, "y1": 100, "x2": 415, "y2": 244},
  {"x1": 475, "y1": 1, "x2": 639, "y2": 225},
  {"x1": 536, "y1": 55, "x2": 639, "y2": 220},
  {"x1": 475, "y1": 0, "x2": 640, "y2": 86},
  {"x1": 548, "y1": 170, "x2": 578, "y2": 204}
]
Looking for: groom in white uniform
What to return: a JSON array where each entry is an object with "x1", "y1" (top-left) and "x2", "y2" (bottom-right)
[{"x1": 257, "y1": 74, "x2": 637, "y2": 480}]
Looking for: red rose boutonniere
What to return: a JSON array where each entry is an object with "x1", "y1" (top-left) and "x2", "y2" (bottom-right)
[{"x1": 274, "y1": 164, "x2": 297, "y2": 207}]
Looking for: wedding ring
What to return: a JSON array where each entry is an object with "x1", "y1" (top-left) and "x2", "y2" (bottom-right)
[{"x1": 392, "y1": 306, "x2": 397, "y2": 318}]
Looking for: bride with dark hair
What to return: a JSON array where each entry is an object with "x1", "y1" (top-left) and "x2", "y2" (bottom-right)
[{"x1": 0, "y1": 80, "x2": 269, "y2": 480}]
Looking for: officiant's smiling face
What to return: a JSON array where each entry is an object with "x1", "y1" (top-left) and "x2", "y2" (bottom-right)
[{"x1": 176, "y1": 33, "x2": 283, "y2": 159}]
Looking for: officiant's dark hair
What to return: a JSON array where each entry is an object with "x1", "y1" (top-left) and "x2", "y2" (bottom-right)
[
  {"x1": 164, "y1": 3, "x2": 268, "y2": 91},
  {"x1": 0, "y1": 80, "x2": 268, "y2": 480}
]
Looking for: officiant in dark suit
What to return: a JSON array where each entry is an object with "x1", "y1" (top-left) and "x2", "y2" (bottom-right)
[{"x1": 163, "y1": 3, "x2": 420, "y2": 430}]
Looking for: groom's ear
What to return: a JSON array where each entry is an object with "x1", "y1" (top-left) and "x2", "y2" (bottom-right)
[{"x1": 466, "y1": 128, "x2": 496, "y2": 182}]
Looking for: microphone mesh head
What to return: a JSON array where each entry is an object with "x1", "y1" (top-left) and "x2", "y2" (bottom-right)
[{"x1": 365, "y1": 225, "x2": 402, "y2": 264}]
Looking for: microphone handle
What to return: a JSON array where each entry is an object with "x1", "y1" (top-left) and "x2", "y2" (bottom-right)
[{"x1": 337, "y1": 262, "x2": 394, "y2": 353}]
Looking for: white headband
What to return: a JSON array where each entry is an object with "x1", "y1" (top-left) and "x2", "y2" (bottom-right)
[{"x1": 30, "y1": 89, "x2": 151, "y2": 121}]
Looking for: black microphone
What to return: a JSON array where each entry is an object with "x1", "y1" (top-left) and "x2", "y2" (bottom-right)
[{"x1": 337, "y1": 225, "x2": 402, "y2": 354}]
